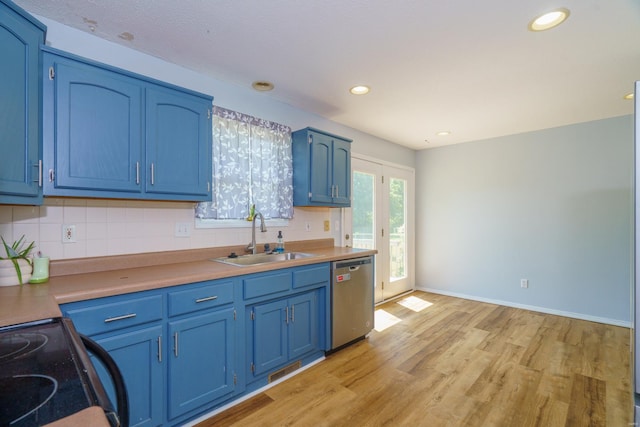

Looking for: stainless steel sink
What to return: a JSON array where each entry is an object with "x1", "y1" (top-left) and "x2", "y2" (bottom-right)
[{"x1": 212, "y1": 252, "x2": 318, "y2": 267}]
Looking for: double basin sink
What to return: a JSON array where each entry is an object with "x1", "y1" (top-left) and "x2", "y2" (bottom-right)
[{"x1": 213, "y1": 251, "x2": 318, "y2": 267}]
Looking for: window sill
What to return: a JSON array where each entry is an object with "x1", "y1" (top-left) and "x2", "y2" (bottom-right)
[{"x1": 195, "y1": 218, "x2": 290, "y2": 229}]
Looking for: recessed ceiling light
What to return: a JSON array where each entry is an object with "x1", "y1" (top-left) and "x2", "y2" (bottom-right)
[
  {"x1": 624, "y1": 92, "x2": 634, "y2": 100},
  {"x1": 529, "y1": 8, "x2": 570, "y2": 31},
  {"x1": 252, "y1": 81, "x2": 274, "y2": 91},
  {"x1": 350, "y1": 85, "x2": 370, "y2": 95},
  {"x1": 436, "y1": 131, "x2": 451, "y2": 136}
]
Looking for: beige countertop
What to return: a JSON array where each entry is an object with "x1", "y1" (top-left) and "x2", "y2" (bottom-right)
[{"x1": 0, "y1": 239, "x2": 375, "y2": 328}]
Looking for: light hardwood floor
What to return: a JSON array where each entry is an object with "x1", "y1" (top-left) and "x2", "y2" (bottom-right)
[{"x1": 196, "y1": 290, "x2": 632, "y2": 426}]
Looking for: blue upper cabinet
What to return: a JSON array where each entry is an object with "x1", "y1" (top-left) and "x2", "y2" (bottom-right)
[
  {"x1": 0, "y1": 0, "x2": 46, "y2": 205},
  {"x1": 42, "y1": 47, "x2": 213, "y2": 201},
  {"x1": 43, "y1": 54, "x2": 144, "y2": 195},
  {"x1": 292, "y1": 127, "x2": 352, "y2": 207},
  {"x1": 146, "y1": 87, "x2": 211, "y2": 199}
]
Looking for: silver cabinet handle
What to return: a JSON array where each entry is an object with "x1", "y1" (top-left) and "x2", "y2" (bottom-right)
[
  {"x1": 195, "y1": 296, "x2": 218, "y2": 303},
  {"x1": 33, "y1": 161, "x2": 42, "y2": 187},
  {"x1": 285, "y1": 307, "x2": 289, "y2": 324},
  {"x1": 173, "y1": 332, "x2": 179, "y2": 357},
  {"x1": 150, "y1": 163, "x2": 155, "y2": 185},
  {"x1": 135, "y1": 161, "x2": 140, "y2": 185},
  {"x1": 291, "y1": 305, "x2": 295, "y2": 323},
  {"x1": 104, "y1": 313, "x2": 136, "y2": 323},
  {"x1": 158, "y1": 335, "x2": 162, "y2": 363}
]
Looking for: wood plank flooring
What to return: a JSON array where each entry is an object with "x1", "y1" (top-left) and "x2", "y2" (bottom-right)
[{"x1": 195, "y1": 291, "x2": 632, "y2": 427}]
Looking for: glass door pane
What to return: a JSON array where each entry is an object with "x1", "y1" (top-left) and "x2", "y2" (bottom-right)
[
  {"x1": 383, "y1": 166, "x2": 413, "y2": 299},
  {"x1": 352, "y1": 171, "x2": 375, "y2": 250},
  {"x1": 389, "y1": 177, "x2": 407, "y2": 282}
]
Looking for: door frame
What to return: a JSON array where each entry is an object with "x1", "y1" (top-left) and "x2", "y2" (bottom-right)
[{"x1": 344, "y1": 153, "x2": 415, "y2": 303}]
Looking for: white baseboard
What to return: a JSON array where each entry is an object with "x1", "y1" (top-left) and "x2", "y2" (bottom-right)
[{"x1": 416, "y1": 286, "x2": 632, "y2": 328}]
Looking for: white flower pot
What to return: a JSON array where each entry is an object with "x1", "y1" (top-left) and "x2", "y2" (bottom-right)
[{"x1": 0, "y1": 259, "x2": 33, "y2": 286}]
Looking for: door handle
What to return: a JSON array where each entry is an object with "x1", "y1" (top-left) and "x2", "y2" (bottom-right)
[
  {"x1": 195, "y1": 295, "x2": 218, "y2": 303},
  {"x1": 173, "y1": 332, "x2": 178, "y2": 357},
  {"x1": 104, "y1": 313, "x2": 136, "y2": 323}
]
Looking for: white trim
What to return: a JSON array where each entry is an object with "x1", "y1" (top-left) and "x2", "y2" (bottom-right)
[
  {"x1": 195, "y1": 218, "x2": 289, "y2": 229},
  {"x1": 351, "y1": 152, "x2": 416, "y2": 173},
  {"x1": 416, "y1": 286, "x2": 632, "y2": 328},
  {"x1": 182, "y1": 357, "x2": 325, "y2": 426}
]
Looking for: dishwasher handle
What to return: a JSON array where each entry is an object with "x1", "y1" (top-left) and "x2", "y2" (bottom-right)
[{"x1": 333, "y1": 256, "x2": 373, "y2": 270}]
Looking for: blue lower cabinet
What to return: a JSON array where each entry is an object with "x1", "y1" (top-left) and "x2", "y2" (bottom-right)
[
  {"x1": 62, "y1": 263, "x2": 331, "y2": 425},
  {"x1": 62, "y1": 291, "x2": 165, "y2": 427},
  {"x1": 248, "y1": 290, "x2": 321, "y2": 381},
  {"x1": 288, "y1": 291, "x2": 318, "y2": 359},
  {"x1": 94, "y1": 326, "x2": 164, "y2": 427},
  {"x1": 167, "y1": 307, "x2": 236, "y2": 421},
  {"x1": 251, "y1": 299, "x2": 288, "y2": 376}
]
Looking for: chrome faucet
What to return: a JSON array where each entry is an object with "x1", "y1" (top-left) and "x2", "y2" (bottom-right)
[{"x1": 247, "y1": 212, "x2": 267, "y2": 254}]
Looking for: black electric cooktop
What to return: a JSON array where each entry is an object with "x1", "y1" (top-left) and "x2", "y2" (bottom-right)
[{"x1": 0, "y1": 318, "x2": 99, "y2": 426}]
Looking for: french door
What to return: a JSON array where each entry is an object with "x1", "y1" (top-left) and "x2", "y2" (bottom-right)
[{"x1": 346, "y1": 156, "x2": 414, "y2": 303}]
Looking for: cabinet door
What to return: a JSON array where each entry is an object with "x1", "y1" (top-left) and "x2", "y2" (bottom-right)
[
  {"x1": 94, "y1": 325, "x2": 163, "y2": 427},
  {"x1": 251, "y1": 299, "x2": 288, "y2": 377},
  {"x1": 331, "y1": 138, "x2": 351, "y2": 206},
  {"x1": 289, "y1": 291, "x2": 319, "y2": 359},
  {"x1": 45, "y1": 57, "x2": 143, "y2": 195},
  {"x1": 145, "y1": 87, "x2": 211, "y2": 200},
  {"x1": 167, "y1": 307, "x2": 235, "y2": 420},
  {"x1": 0, "y1": 4, "x2": 44, "y2": 204},
  {"x1": 308, "y1": 132, "x2": 333, "y2": 204}
]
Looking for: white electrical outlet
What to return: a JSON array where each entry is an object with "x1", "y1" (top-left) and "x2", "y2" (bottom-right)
[
  {"x1": 62, "y1": 224, "x2": 76, "y2": 243},
  {"x1": 305, "y1": 222, "x2": 311, "y2": 232},
  {"x1": 520, "y1": 279, "x2": 529, "y2": 288},
  {"x1": 175, "y1": 222, "x2": 191, "y2": 237}
]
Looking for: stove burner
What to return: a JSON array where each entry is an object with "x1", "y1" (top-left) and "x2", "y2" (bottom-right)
[
  {"x1": 0, "y1": 318, "x2": 119, "y2": 426},
  {"x1": 0, "y1": 374, "x2": 58, "y2": 426},
  {"x1": 0, "y1": 333, "x2": 48, "y2": 362}
]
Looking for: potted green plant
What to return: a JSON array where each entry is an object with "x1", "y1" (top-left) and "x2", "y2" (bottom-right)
[{"x1": 0, "y1": 235, "x2": 35, "y2": 286}]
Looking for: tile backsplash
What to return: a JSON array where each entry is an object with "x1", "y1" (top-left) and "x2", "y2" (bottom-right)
[{"x1": 0, "y1": 198, "x2": 336, "y2": 260}]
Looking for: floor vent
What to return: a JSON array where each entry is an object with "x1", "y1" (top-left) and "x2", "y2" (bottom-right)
[{"x1": 268, "y1": 360, "x2": 302, "y2": 383}]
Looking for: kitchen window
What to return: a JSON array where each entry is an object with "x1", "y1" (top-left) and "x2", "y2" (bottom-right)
[{"x1": 196, "y1": 106, "x2": 293, "y2": 227}]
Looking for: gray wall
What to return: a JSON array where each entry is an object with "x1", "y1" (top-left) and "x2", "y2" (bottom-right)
[{"x1": 416, "y1": 115, "x2": 633, "y2": 325}]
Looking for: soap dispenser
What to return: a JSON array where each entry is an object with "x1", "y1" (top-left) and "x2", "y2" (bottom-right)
[{"x1": 276, "y1": 231, "x2": 285, "y2": 253}]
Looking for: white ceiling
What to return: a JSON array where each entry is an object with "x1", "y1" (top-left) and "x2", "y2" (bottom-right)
[{"x1": 15, "y1": 0, "x2": 640, "y2": 150}]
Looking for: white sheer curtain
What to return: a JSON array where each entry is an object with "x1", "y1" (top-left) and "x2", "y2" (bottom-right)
[{"x1": 195, "y1": 106, "x2": 293, "y2": 220}]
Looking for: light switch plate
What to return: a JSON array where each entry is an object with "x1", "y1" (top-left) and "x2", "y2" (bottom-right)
[{"x1": 175, "y1": 222, "x2": 191, "y2": 237}]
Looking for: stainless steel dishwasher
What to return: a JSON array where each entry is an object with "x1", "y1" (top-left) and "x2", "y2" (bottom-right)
[{"x1": 331, "y1": 256, "x2": 374, "y2": 350}]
